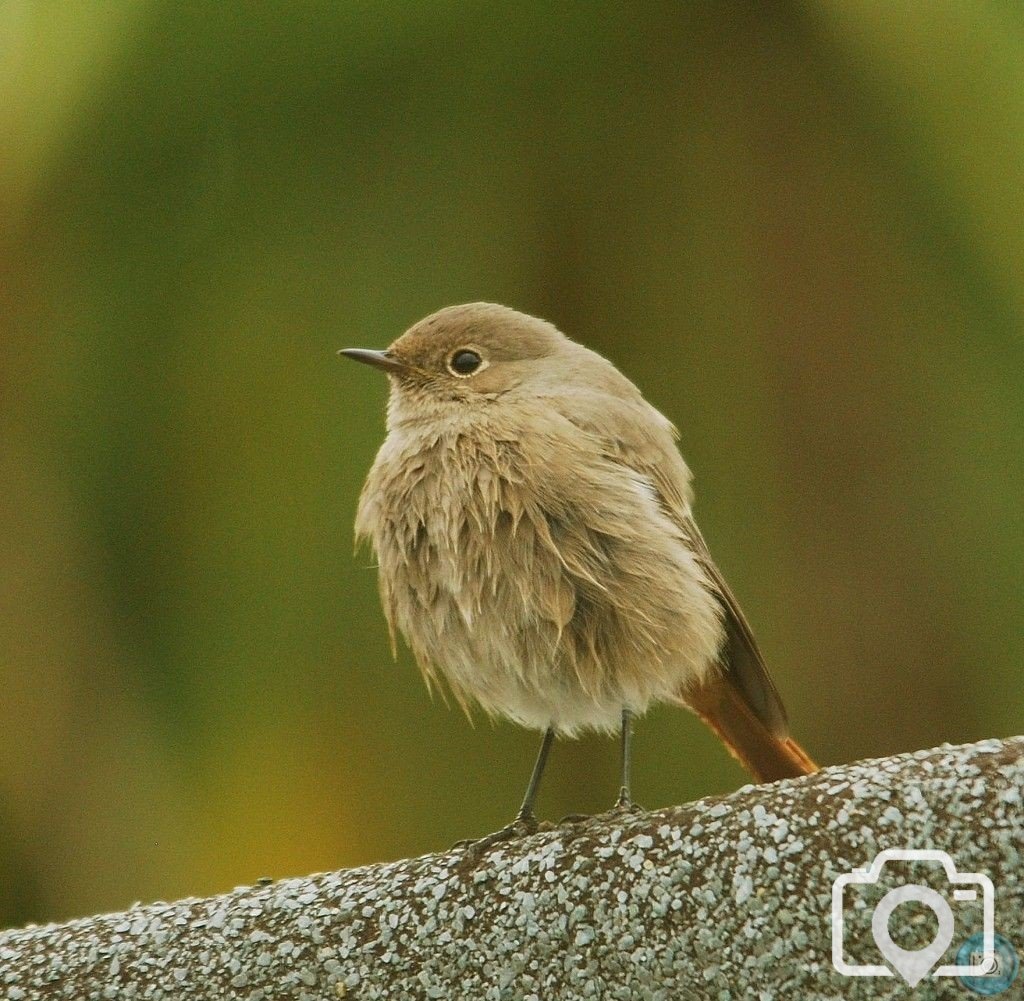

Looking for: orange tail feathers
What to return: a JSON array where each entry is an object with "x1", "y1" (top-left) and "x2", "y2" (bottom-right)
[{"x1": 682, "y1": 676, "x2": 819, "y2": 783}]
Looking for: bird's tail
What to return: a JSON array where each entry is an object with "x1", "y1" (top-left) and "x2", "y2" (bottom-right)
[{"x1": 680, "y1": 675, "x2": 819, "y2": 783}]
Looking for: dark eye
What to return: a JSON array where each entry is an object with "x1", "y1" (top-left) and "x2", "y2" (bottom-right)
[{"x1": 448, "y1": 349, "x2": 483, "y2": 375}]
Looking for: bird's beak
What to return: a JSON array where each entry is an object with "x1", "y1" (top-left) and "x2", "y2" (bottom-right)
[{"x1": 338, "y1": 348, "x2": 408, "y2": 375}]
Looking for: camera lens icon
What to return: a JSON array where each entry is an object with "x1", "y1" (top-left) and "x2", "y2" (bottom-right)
[{"x1": 832, "y1": 849, "x2": 996, "y2": 987}]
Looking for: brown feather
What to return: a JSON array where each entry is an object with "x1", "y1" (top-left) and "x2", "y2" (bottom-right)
[{"x1": 682, "y1": 675, "x2": 818, "y2": 782}]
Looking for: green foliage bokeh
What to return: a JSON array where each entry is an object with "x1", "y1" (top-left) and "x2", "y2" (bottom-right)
[{"x1": 3, "y1": 2, "x2": 1023, "y2": 924}]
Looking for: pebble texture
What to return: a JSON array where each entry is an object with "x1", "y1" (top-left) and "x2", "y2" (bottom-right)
[{"x1": 2, "y1": 737, "x2": 1021, "y2": 1000}]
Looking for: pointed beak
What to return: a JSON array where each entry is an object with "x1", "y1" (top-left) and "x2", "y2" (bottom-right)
[{"x1": 338, "y1": 348, "x2": 408, "y2": 375}]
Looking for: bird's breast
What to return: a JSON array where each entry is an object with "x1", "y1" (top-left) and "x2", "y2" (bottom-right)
[{"x1": 356, "y1": 424, "x2": 725, "y2": 735}]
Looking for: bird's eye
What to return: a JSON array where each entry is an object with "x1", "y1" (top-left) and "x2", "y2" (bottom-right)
[{"x1": 448, "y1": 349, "x2": 483, "y2": 376}]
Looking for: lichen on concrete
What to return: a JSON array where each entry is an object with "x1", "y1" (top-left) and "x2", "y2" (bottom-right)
[{"x1": 2, "y1": 737, "x2": 1021, "y2": 1000}]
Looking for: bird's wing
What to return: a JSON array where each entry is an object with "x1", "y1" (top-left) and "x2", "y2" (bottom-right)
[
  {"x1": 556, "y1": 388, "x2": 791, "y2": 739},
  {"x1": 676, "y1": 513, "x2": 789, "y2": 737}
]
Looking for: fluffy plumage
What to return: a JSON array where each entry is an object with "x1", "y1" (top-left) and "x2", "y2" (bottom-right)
[{"x1": 350, "y1": 303, "x2": 815, "y2": 779}]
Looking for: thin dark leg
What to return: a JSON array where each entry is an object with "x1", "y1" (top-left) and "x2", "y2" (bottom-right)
[
  {"x1": 454, "y1": 727, "x2": 555, "y2": 853},
  {"x1": 616, "y1": 708, "x2": 633, "y2": 809},
  {"x1": 516, "y1": 727, "x2": 555, "y2": 822}
]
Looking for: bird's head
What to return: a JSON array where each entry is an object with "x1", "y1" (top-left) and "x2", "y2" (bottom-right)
[{"x1": 341, "y1": 302, "x2": 578, "y2": 426}]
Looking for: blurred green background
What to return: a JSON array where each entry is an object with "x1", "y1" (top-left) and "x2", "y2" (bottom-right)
[{"x1": 3, "y1": 2, "x2": 1023, "y2": 926}]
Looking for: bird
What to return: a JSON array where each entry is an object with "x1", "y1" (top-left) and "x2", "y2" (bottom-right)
[{"x1": 341, "y1": 302, "x2": 817, "y2": 839}]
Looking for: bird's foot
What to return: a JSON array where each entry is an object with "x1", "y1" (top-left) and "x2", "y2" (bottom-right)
[
  {"x1": 610, "y1": 788, "x2": 645, "y2": 816},
  {"x1": 451, "y1": 811, "x2": 540, "y2": 854}
]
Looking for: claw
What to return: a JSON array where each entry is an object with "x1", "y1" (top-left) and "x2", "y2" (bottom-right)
[
  {"x1": 611, "y1": 788, "x2": 645, "y2": 815},
  {"x1": 557, "y1": 812, "x2": 591, "y2": 826},
  {"x1": 453, "y1": 812, "x2": 539, "y2": 855}
]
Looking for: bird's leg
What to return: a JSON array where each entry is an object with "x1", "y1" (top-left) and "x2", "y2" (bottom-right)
[
  {"x1": 454, "y1": 728, "x2": 555, "y2": 852},
  {"x1": 614, "y1": 707, "x2": 640, "y2": 812},
  {"x1": 514, "y1": 725, "x2": 555, "y2": 827}
]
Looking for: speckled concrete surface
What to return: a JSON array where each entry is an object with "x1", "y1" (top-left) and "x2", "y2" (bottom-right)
[{"x1": 2, "y1": 737, "x2": 1021, "y2": 1000}]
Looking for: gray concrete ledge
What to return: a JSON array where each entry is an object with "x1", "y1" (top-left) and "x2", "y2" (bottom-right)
[{"x1": 2, "y1": 736, "x2": 1021, "y2": 1000}]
